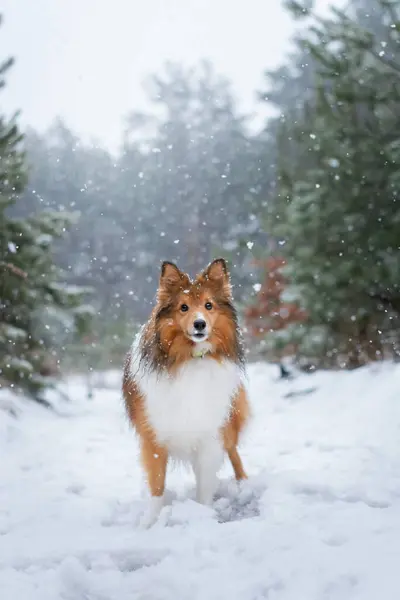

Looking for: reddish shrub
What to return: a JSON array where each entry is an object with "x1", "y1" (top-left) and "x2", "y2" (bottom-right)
[{"x1": 245, "y1": 257, "x2": 306, "y2": 356}]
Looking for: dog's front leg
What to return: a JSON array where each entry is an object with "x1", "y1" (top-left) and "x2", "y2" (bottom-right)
[
  {"x1": 139, "y1": 438, "x2": 168, "y2": 528},
  {"x1": 193, "y1": 438, "x2": 223, "y2": 506}
]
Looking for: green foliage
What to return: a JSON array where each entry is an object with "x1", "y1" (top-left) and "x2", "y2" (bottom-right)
[
  {"x1": 283, "y1": 0, "x2": 314, "y2": 19},
  {"x1": 264, "y1": 0, "x2": 400, "y2": 368},
  {"x1": 0, "y1": 30, "x2": 93, "y2": 399}
]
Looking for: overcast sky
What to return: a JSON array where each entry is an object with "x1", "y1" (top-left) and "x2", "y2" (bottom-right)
[{"x1": 1, "y1": 0, "x2": 333, "y2": 151}]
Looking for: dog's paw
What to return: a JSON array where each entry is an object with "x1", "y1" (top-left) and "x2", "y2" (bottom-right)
[
  {"x1": 137, "y1": 495, "x2": 164, "y2": 530},
  {"x1": 137, "y1": 512, "x2": 157, "y2": 530}
]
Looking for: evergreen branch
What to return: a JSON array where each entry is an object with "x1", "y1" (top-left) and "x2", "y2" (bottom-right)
[
  {"x1": 367, "y1": 49, "x2": 400, "y2": 76},
  {"x1": 381, "y1": 0, "x2": 400, "y2": 32},
  {"x1": 0, "y1": 261, "x2": 27, "y2": 278},
  {"x1": 370, "y1": 293, "x2": 400, "y2": 315}
]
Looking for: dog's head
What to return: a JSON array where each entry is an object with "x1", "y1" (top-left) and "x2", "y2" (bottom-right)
[{"x1": 149, "y1": 258, "x2": 243, "y2": 368}]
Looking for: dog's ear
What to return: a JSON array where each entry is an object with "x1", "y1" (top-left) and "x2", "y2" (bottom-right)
[
  {"x1": 160, "y1": 261, "x2": 183, "y2": 287},
  {"x1": 158, "y1": 261, "x2": 190, "y2": 304},
  {"x1": 205, "y1": 258, "x2": 228, "y2": 281},
  {"x1": 203, "y1": 258, "x2": 231, "y2": 297}
]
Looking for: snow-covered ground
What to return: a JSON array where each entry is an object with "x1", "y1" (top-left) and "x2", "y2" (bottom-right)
[{"x1": 1, "y1": 362, "x2": 400, "y2": 600}]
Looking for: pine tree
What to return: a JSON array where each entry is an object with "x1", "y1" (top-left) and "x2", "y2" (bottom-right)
[
  {"x1": 0, "y1": 29, "x2": 93, "y2": 401},
  {"x1": 265, "y1": 0, "x2": 400, "y2": 368}
]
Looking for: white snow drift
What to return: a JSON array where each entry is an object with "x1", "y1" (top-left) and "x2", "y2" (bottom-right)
[{"x1": 1, "y1": 361, "x2": 400, "y2": 599}]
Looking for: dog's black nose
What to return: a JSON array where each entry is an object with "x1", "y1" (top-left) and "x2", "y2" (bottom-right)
[{"x1": 193, "y1": 319, "x2": 206, "y2": 332}]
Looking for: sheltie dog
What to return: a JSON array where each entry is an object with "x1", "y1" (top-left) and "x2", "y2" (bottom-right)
[{"x1": 122, "y1": 258, "x2": 250, "y2": 527}]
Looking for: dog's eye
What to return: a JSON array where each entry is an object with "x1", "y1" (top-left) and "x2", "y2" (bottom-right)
[
  {"x1": 180, "y1": 303, "x2": 189, "y2": 312},
  {"x1": 205, "y1": 302, "x2": 213, "y2": 310}
]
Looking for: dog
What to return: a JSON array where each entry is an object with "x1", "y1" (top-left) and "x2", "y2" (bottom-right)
[{"x1": 122, "y1": 258, "x2": 250, "y2": 527}]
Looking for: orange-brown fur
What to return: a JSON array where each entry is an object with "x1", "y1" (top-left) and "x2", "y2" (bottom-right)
[{"x1": 122, "y1": 258, "x2": 249, "y2": 502}]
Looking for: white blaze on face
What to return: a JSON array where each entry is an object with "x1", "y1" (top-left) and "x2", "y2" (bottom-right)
[{"x1": 190, "y1": 311, "x2": 209, "y2": 342}]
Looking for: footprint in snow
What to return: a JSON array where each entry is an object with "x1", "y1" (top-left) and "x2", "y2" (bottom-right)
[
  {"x1": 102, "y1": 478, "x2": 263, "y2": 530},
  {"x1": 214, "y1": 478, "x2": 262, "y2": 523}
]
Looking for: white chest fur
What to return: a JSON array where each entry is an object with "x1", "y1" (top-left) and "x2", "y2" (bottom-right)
[{"x1": 131, "y1": 355, "x2": 242, "y2": 457}]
